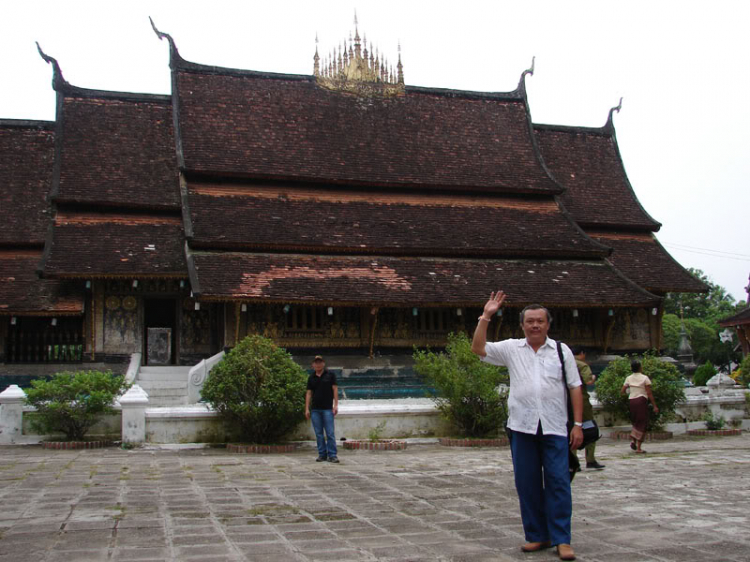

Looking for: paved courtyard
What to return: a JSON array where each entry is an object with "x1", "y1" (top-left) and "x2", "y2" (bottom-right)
[{"x1": 1, "y1": 434, "x2": 749, "y2": 562}]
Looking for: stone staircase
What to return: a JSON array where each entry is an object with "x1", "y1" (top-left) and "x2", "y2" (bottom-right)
[{"x1": 136, "y1": 366, "x2": 191, "y2": 407}]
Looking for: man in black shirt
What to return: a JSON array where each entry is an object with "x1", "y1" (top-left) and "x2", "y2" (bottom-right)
[{"x1": 305, "y1": 355, "x2": 339, "y2": 463}]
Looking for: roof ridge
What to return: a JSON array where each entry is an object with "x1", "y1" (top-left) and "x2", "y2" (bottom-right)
[{"x1": 0, "y1": 119, "x2": 55, "y2": 130}]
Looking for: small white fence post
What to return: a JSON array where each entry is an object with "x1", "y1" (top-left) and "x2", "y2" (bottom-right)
[
  {"x1": 0, "y1": 385, "x2": 27, "y2": 444},
  {"x1": 120, "y1": 384, "x2": 149, "y2": 444}
]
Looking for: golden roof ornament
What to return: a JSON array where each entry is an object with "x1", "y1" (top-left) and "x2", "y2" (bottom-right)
[{"x1": 314, "y1": 14, "x2": 405, "y2": 97}]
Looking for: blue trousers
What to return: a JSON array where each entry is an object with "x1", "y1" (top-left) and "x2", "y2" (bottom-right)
[
  {"x1": 310, "y1": 409, "x2": 337, "y2": 458},
  {"x1": 509, "y1": 425, "x2": 572, "y2": 546}
]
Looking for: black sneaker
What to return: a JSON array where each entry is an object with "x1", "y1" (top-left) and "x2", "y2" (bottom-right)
[
  {"x1": 586, "y1": 461, "x2": 606, "y2": 469},
  {"x1": 316, "y1": 456, "x2": 327, "y2": 462},
  {"x1": 327, "y1": 457, "x2": 340, "y2": 463}
]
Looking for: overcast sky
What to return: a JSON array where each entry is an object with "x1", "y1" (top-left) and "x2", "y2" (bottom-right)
[{"x1": 3, "y1": 0, "x2": 749, "y2": 305}]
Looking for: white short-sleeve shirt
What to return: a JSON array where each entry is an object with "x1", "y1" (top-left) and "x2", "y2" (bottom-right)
[{"x1": 482, "y1": 337, "x2": 581, "y2": 437}]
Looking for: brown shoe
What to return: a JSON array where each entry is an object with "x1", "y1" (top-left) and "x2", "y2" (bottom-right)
[
  {"x1": 557, "y1": 544, "x2": 576, "y2": 560},
  {"x1": 521, "y1": 541, "x2": 551, "y2": 552}
]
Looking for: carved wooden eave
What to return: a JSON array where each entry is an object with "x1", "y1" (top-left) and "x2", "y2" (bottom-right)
[{"x1": 314, "y1": 17, "x2": 405, "y2": 97}]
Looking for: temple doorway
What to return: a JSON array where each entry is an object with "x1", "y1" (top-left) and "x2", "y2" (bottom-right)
[{"x1": 144, "y1": 298, "x2": 177, "y2": 365}]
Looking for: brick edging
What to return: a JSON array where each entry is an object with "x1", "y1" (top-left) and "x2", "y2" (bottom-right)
[
  {"x1": 227, "y1": 443, "x2": 299, "y2": 454},
  {"x1": 342, "y1": 440, "x2": 407, "y2": 451},
  {"x1": 439, "y1": 437, "x2": 509, "y2": 447},
  {"x1": 686, "y1": 429, "x2": 743, "y2": 436},
  {"x1": 41, "y1": 440, "x2": 114, "y2": 450},
  {"x1": 608, "y1": 431, "x2": 673, "y2": 441}
]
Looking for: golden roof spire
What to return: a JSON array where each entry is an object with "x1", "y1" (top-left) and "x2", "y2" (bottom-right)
[
  {"x1": 313, "y1": 33, "x2": 320, "y2": 76},
  {"x1": 313, "y1": 13, "x2": 405, "y2": 96}
]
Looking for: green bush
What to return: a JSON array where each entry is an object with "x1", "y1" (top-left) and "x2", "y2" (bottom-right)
[
  {"x1": 738, "y1": 355, "x2": 750, "y2": 388},
  {"x1": 201, "y1": 335, "x2": 308, "y2": 444},
  {"x1": 595, "y1": 353, "x2": 686, "y2": 431},
  {"x1": 692, "y1": 361, "x2": 717, "y2": 387},
  {"x1": 702, "y1": 411, "x2": 726, "y2": 430},
  {"x1": 24, "y1": 370, "x2": 128, "y2": 441},
  {"x1": 414, "y1": 332, "x2": 509, "y2": 438}
]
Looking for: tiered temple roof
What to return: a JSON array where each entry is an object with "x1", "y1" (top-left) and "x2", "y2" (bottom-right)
[
  {"x1": 534, "y1": 115, "x2": 706, "y2": 295},
  {"x1": 0, "y1": 21, "x2": 706, "y2": 322},
  {"x1": 36, "y1": 52, "x2": 185, "y2": 280}
]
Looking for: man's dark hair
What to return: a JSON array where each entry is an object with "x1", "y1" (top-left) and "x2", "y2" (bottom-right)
[
  {"x1": 519, "y1": 304, "x2": 552, "y2": 325},
  {"x1": 570, "y1": 346, "x2": 586, "y2": 356},
  {"x1": 631, "y1": 360, "x2": 642, "y2": 373}
]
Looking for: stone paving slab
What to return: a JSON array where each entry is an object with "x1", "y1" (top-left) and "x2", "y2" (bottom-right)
[{"x1": 1, "y1": 434, "x2": 749, "y2": 561}]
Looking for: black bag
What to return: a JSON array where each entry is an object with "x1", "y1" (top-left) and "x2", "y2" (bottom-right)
[{"x1": 556, "y1": 341, "x2": 600, "y2": 450}]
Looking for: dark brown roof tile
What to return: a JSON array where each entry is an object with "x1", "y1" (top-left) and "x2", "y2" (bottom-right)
[
  {"x1": 0, "y1": 251, "x2": 83, "y2": 314},
  {"x1": 191, "y1": 251, "x2": 658, "y2": 307},
  {"x1": 187, "y1": 183, "x2": 606, "y2": 257},
  {"x1": 589, "y1": 232, "x2": 708, "y2": 294},
  {"x1": 535, "y1": 125, "x2": 660, "y2": 230},
  {"x1": 0, "y1": 121, "x2": 55, "y2": 245},
  {"x1": 43, "y1": 213, "x2": 186, "y2": 277},
  {"x1": 56, "y1": 97, "x2": 179, "y2": 209},
  {"x1": 177, "y1": 71, "x2": 560, "y2": 193}
]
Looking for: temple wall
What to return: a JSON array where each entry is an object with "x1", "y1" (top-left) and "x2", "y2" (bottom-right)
[
  {"x1": 222, "y1": 304, "x2": 655, "y2": 354},
  {"x1": 102, "y1": 294, "x2": 141, "y2": 355},
  {"x1": 606, "y1": 307, "x2": 652, "y2": 351},
  {"x1": 180, "y1": 299, "x2": 213, "y2": 357}
]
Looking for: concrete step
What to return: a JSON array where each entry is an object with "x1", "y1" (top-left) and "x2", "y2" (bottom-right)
[
  {"x1": 137, "y1": 367, "x2": 190, "y2": 384},
  {"x1": 139, "y1": 366, "x2": 191, "y2": 376},
  {"x1": 145, "y1": 395, "x2": 188, "y2": 407},
  {"x1": 138, "y1": 380, "x2": 187, "y2": 391}
]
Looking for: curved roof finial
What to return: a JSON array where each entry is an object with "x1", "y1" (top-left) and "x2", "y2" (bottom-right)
[
  {"x1": 610, "y1": 97, "x2": 623, "y2": 116},
  {"x1": 606, "y1": 97, "x2": 623, "y2": 130},
  {"x1": 149, "y1": 16, "x2": 182, "y2": 64},
  {"x1": 36, "y1": 42, "x2": 68, "y2": 91},
  {"x1": 522, "y1": 56, "x2": 535, "y2": 79}
]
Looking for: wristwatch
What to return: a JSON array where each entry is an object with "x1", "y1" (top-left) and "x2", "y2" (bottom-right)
[{"x1": 573, "y1": 421, "x2": 583, "y2": 427}]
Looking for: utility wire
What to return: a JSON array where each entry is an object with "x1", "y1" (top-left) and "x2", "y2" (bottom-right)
[{"x1": 662, "y1": 242, "x2": 750, "y2": 262}]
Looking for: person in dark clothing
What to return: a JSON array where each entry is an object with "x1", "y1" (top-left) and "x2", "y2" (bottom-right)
[
  {"x1": 570, "y1": 347, "x2": 605, "y2": 470},
  {"x1": 305, "y1": 355, "x2": 339, "y2": 463}
]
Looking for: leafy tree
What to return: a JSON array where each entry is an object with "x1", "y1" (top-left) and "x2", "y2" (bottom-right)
[
  {"x1": 692, "y1": 361, "x2": 717, "y2": 386},
  {"x1": 595, "y1": 354, "x2": 686, "y2": 431},
  {"x1": 24, "y1": 371, "x2": 128, "y2": 441},
  {"x1": 738, "y1": 355, "x2": 750, "y2": 389},
  {"x1": 662, "y1": 314, "x2": 722, "y2": 365},
  {"x1": 201, "y1": 335, "x2": 307, "y2": 444},
  {"x1": 414, "y1": 332, "x2": 509, "y2": 438},
  {"x1": 662, "y1": 269, "x2": 743, "y2": 368}
]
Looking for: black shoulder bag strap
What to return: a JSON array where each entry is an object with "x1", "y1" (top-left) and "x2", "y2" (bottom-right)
[{"x1": 556, "y1": 341, "x2": 574, "y2": 426}]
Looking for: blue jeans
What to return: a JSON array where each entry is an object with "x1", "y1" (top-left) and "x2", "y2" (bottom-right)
[
  {"x1": 509, "y1": 425, "x2": 572, "y2": 546},
  {"x1": 310, "y1": 409, "x2": 337, "y2": 458}
]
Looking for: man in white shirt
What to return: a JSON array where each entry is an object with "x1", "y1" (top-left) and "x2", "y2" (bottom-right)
[{"x1": 471, "y1": 291, "x2": 583, "y2": 562}]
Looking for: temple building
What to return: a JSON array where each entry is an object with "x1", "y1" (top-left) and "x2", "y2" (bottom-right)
[
  {"x1": 719, "y1": 276, "x2": 750, "y2": 357},
  {"x1": 0, "y1": 20, "x2": 706, "y2": 378}
]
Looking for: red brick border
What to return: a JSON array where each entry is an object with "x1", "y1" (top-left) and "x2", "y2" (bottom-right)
[
  {"x1": 439, "y1": 437, "x2": 509, "y2": 447},
  {"x1": 41, "y1": 440, "x2": 114, "y2": 450},
  {"x1": 608, "y1": 431, "x2": 673, "y2": 441},
  {"x1": 686, "y1": 429, "x2": 742, "y2": 436},
  {"x1": 342, "y1": 440, "x2": 407, "y2": 451},
  {"x1": 227, "y1": 443, "x2": 299, "y2": 454}
]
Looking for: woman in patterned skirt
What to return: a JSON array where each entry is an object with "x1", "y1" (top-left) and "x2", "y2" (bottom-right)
[{"x1": 621, "y1": 360, "x2": 659, "y2": 454}]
